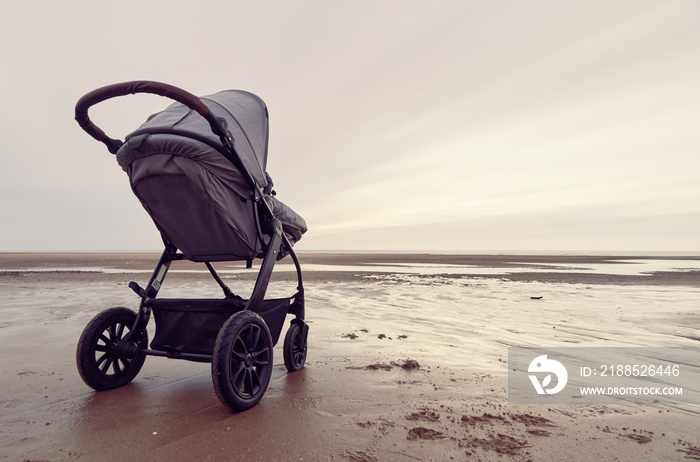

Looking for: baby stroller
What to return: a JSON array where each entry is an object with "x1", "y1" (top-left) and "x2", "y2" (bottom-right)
[{"x1": 74, "y1": 81, "x2": 309, "y2": 412}]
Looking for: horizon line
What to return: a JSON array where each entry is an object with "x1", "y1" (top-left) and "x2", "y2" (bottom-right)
[{"x1": 1, "y1": 249, "x2": 699, "y2": 257}]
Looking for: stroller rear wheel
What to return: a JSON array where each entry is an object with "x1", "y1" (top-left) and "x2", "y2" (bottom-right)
[
  {"x1": 283, "y1": 322, "x2": 307, "y2": 372},
  {"x1": 76, "y1": 307, "x2": 147, "y2": 391},
  {"x1": 212, "y1": 310, "x2": 273, "y2": 412}
]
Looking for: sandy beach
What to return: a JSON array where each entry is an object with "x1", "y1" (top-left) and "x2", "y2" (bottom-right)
[{"x1": 1, "y1": 252, "x2": 699, "y2": 461}]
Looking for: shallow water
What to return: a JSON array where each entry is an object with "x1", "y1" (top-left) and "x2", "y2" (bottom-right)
[{"x1": 7, "y1": 258, "x2": 700, "y2": 277}]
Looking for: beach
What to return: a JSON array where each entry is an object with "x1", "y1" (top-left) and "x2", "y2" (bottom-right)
[{"x1": 1, "y1": 252, "x2": 699, "y2": 461}]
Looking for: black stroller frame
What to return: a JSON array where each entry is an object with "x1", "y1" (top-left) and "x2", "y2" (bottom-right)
[{"x1": 74, "y1": 81, "x2": 309, "y2": 412}]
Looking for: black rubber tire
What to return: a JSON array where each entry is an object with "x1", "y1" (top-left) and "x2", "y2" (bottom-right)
[
  {"x1": 76, "y1": 307, "x2": 147, "y2": 391},
  {"x1": 211, "y1": 310, "x2": 273, "y2": 412},
  {"x1": 283, "y1": 322, "x2": 307, "y2": 372}
]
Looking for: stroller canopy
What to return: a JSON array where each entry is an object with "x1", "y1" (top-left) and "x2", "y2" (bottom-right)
[
  {"x1": 118, "y1": 90, "x2": 271, "y2": 197},
  {"x1": 115, "y1": 90, "x2": 306, "y2": 262}
]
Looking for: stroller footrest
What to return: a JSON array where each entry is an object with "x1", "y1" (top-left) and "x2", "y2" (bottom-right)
[{"x1": 129, "y1": 281, "x2": 147, "y2": 298}]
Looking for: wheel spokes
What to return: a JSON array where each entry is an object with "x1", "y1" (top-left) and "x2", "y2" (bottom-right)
[
  {"x1": 291, "y1": 329, "x2": 305, "y2": 366},
  {"x1": 100, "y1": 356, "x2": 114, "y2": 374},
  {"x1": 231, "y1": 337, "x2": 248, "y2": 361},
  {"x1": 94, "y1": 321, "x2": 133, "y2": 377},
  {"x1": 246, "y1": 368, "x2": 260, "y2": 394},
  {"x1": 119, "y1": 358, "x2": 132, "y2": 371},
  {"x1": 231, "y1": 361, "x2": 246, "y2": 386},
  {"x1": 115, "y1": 322, "x2": 125, "y2": 339},
  {"x1": 293, "y1": 351, "x2": 304, "y2": 365},
  {"x1": 252, "y1": 349, "x2": 269, "y2": 366},
  {"x1": 228, "y1": 323, "x2": 270, "y2": 398},
  {"x1": 247, "y1": 326, "x2": 261, "y2": 352},
  {"x1": 113, "y1": 358, "x2": 123, "y2": 374},
  {"x1": 248, "y1": 325, "x2": 270, "y2": 365},
  {"x1": 96, "y1": 352, "x2": 109, "y2": 369}
]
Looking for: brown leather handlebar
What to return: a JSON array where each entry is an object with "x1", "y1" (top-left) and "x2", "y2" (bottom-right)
[{"x1": 75, "y1": 81, "x2": 211, "y2": 152}]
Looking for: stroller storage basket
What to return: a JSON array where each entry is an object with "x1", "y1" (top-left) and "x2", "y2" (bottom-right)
[{"x1": 150, "y1": 297, "x2": 291, "y2": 355}]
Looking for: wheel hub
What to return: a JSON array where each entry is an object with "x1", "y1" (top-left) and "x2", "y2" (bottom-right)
[
  {"x1": 244, "y1": 353, "x2": 254, "y2": 368},
  {"x1": 111, "y1": 339, "x2": 138, "y2": 359}
]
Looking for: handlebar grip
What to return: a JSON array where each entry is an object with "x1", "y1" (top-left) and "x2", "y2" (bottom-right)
[{"x1": 75, "y1": 81, "x2": 212, "y2": 153}]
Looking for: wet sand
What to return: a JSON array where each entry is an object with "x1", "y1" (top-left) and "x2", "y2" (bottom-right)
[{"x1": 1, "y1": 252, "x2": 699, "y2": 461}]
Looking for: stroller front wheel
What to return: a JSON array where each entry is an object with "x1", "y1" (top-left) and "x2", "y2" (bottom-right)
[
  {"x1": 76, "y1": 307, "x2": 147, "y2": 391},
  {"x1": 212, "y1": 310, "x2": 273, "y2": 412},
  {"x1": 283, "y1": 322, "x2": 307, "y2": 372}
]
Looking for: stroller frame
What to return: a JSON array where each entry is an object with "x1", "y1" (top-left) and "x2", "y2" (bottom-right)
[{"x1": 74, "y1": 81, "x2": 308, "y2": 412}]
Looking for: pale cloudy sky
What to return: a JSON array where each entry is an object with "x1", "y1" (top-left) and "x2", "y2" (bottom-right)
[{"x1": 1, "y1": 1, "x2": 698, "y2": 253}]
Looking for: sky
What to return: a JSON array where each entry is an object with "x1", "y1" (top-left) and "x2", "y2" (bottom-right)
[{"x1": 1, "y1": 1, "x2": 699, "y2": 253}]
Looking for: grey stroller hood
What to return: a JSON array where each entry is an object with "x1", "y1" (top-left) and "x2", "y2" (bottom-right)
[{"x1": 115, "y1": 90, "x2": 307, "y2": 262}]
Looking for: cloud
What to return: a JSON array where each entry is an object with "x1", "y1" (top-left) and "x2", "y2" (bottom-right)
[{"x1": 1, "y1": 0, "x2": 699, "y2": 252}]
